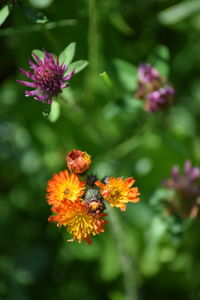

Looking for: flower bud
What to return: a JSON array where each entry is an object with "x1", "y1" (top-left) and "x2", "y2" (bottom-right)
[
  {"x1": 87, "y1": 197, "x2": 105, "y2": 215},
  {"x1": 66, "y1": 149, "x2": 91, "y2": 174},
  {"x1": 87, "y1": 174, "x2": 98, "y2": 186}
]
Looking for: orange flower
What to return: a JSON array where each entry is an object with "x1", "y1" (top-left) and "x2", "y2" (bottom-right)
[
  {"x1": 46, "y1": 170, "x2": 85, "y2": 207},
  {"x1": 48, "y1": 199, "x2": 107, "y2": 244},
  {"x1": 66, "y1": 149, "x2": 91, "y2": 174},
  {"x1": 96, "y1": 177, "x2": 140, "y2": 211}
]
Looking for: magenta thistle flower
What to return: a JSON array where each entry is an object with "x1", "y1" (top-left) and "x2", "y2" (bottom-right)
[
  {"x1": 17, "y1": 49, "x2": 75, "y2": 104},
  {"x1": 146, "y1": 85, "x2": 175, "y2": 112},
  {"x1": 163, "y1": 160, "x2": 200, "y2": 219}
]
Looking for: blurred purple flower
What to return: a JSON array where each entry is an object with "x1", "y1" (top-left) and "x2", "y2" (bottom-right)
[
  {"x1": 17, "y1": 49, "x2": 75, "y2": 104},
  {"x1": 136, "y1": 63, "x2": 162, "y2": 99},
  {"x1": 135, "y1": 63, "x2": 175, "y2": 113},
  {"x1": 146, "y1": 86, "x2": 175, "y2": 112},
  {"x1": 138, "y1": 63, "x2": 160, "y2": 84},
  {"x1": 163, "y1": 160, "x2": 200, "y2": 219}
]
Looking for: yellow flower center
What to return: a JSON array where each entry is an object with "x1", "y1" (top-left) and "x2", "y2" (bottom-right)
[
  {"x1": 67, "y1": 213, "x2": 95, "y2": 240},
  {"x1": 110, "y1": 190, "x2": 122, "y2": 200},
  {"x1": 62, "y1": 183, "x2": 79, "y2": 202},
  {"x1": 64, "y1": 188, "x2": 70, "y2": 195}
]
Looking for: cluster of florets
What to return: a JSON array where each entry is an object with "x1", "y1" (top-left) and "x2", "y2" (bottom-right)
[
  {"x1": 135, "y1": 63, "x2": 175, "y2": 112},
  {"x1": 47, "y1": 149, "x2": 140, "y2": 244},
  {"x1": 163, "y1": 160, "x2": 200, "y2": 219},
  {"x1": 17, "y1": 49, "x2": 74, "y2": 104}
]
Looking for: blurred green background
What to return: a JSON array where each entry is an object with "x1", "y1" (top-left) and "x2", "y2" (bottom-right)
[{"x1": 1, "y1": 0, "x2": 200, "y2": 299}]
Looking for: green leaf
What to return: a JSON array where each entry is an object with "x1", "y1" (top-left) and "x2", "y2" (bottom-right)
[
  {"x1": 42, "y1": 102, "x2": 51, "y2": 118},
  {"x1": 32, "y1": 49, "x2": 45, "y2": 62},
  {"x1": 59, "y1": 42, "x2": 76, "y2": 65},
  {"x1": 48, "y1": 101, "x2": 60, "y2": 122},
  {"x1": 99, "y1": 71, "x2": 113, "y2": 88},
  {"x1": 112, "y1": 58, "x2": 137, "y2": 92},
  {"x1": 0, "y1": 19, "x2": 77, "y2": 36},
  {"x1": 109, "y1": 12, "x2": 134, "y2": 35},
  {"x1": 18, "y1": 1, "x2": 48, "y2": 24},
  {"x1": 68, "y1": 60, "x2": 89, "y2": 74},
  {"x1": 29, "y1": 0, "x2": 54, "y2": 9},
  {"x1": 158, "y1": 0, "x2": 200, "y2": 25},
  {"x1": 0, "y1": 4, "x2": 12, "y2": 26}
]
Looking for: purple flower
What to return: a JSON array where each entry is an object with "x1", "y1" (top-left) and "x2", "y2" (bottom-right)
[
  {"x1": 146, "y1": 85, "x2": 175, "y2": 112},
  {"x1": 135, "y1": 63, "x2": 162, "y2": 99},
  {"x1": 135, "y1": 63, "x2": 175, "y2": 113},
  {"x1": 138, "y1": 63, "x2": 160, "y2": 84},
  {"x1": 163, "y1": 161, "x2": 200, "y2": 218},
  {"x1": 17, "y1": 49, "x2": 75, "y2": 104},
  {"x1": 184, "y1": 160, "x2": 200, "y2": 181}
]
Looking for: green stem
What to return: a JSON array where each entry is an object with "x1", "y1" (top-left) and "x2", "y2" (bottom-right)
[
  {"x1": 108, "y1": 206, "x2": 139, "y2": 300},
  {"x1": 85, "y1": 0, "x2": 100, "y2": 104},
  {"x1": 88, "y1": 0, "x2": 99, "y2": 76}
]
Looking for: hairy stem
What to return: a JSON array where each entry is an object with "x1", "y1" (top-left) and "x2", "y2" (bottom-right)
[{"x1": 108, "y1": 206, "x2": 139, "y2": 300}]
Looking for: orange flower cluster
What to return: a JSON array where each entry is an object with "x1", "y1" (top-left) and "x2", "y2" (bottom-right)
[{"x1": 47, "y1": 149, "x2": 140, "y2": 244}]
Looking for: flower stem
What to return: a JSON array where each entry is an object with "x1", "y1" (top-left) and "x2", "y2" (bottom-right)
[
  {"x1": 108, "y1": 206, "x2": 139, "y2": 300},
  {"x1": 85, "y1": 0, "x2": 100, "y2": 104},
  {"x1": 88, "y1": 0, "x2": 99, "y2": 77}
]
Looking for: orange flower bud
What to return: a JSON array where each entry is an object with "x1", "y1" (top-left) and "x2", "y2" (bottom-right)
[{"x1": 66, "y1": 149, "x2": 91, "y2": 174}]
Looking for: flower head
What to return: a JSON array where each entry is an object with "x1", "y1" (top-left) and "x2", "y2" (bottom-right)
[
  {"x1": 17, "y1": 49, "x2": 74, "y2": 104},
  {"x1": 48, "y1": 199, "x2": 107, "y2": 244},
  {"x1": 136, "y1": 63, "x2": 162, "y2": 99},
  {"x1": 46, "y1": 170, "x2": 85, "y2": 207},
  {"x1": 66, "y1": 149, "x2": 91, "y2": 174},
  {"x1": 135, "y1": 63, "x2": 175, "y2": 113},
  {"x1": 163, "y1": 160, "x2": 200, "y2": 218},
  {"x1": 146, "y1": 86, "x2": 175, "y2": 112},
  {"x1": 96, "y1": 177, "x2": 140, "y2": 211}
]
